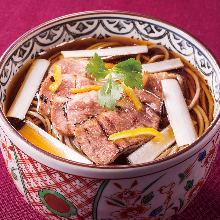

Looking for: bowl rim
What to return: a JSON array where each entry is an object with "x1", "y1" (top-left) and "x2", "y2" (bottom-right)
[{"x1": 0, "y1": 10, "x2": 220, "y2": 170}]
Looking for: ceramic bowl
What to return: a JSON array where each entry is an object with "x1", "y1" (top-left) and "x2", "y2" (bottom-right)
[{"x1": 0, "y1": 11, "x2": 220, "y2": 220}]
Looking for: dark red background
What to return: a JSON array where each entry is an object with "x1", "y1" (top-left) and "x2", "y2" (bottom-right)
[{"x1": 0, "y1": 0, "x2": 219, "y2": 219}]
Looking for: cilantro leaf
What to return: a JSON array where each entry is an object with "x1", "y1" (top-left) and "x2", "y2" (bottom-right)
[
  {"x1": 98, "y1": 75, "x2": 123, "y2": 110},
  {"x1": 86, "y1": 53, "x2": 108, "y2": 80},
  {"x1": 86, "y1": 54, "x2": 143, "y2": 110},
  {"x1": 113, "y1": 58, "x2": 143, "y2": 89}
]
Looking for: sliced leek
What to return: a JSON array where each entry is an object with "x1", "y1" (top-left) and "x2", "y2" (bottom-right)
[
  {"x1": 142, "y1": 58, "x2": 183, "y2": 73},
  {"x1": 62, "y1": 46, "x2": 148, "y2": 58},
  {"x1": 7, "y1": 59, "x2": 50, "y2": 120},
  {"x1": 162, "y1": 79, "x2": 197, "y2": 146},
  {"x1": 128, "y1": 126, "x2": 175, "y2": 164},
  {"x1": 20, "y1": 121, "x2": 92, "y2": 164}
]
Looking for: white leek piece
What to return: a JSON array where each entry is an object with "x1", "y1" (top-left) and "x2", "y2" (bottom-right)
[
  {"x1": 142, "y1": 58, "x2": 183, "y2": 73},
  {"x1": 128, "y1": 126, "x2": 175, "y2": 164},
  {"x1": 61, "y1": 46, "x2": 148, "y2": 58},
  {"x1": 7, "y1": 59, "x2": 50, "y2": 120},
  {"x1": 162, "y1": 79, "x2": 197, "y2": 146},
  {"x1": 23, "y1": 121, "x2": 92, "y2": 164}
]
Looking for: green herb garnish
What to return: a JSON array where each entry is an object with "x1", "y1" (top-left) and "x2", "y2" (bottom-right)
[
  {"x1": 113, "y1": 58, "x2": 143, "y2": 89},
  {"x1": 86, "y1": 53, "x2": 143, "y2": 109},
  {"x1": 98, "y1": 75, "x2": 123, "y2": 110},
  {"x1": 86, "y1": 53, "x2": 109, "y2": 80}
]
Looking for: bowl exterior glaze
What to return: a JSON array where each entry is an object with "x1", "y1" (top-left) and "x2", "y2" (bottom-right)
[{"x1": 0, "y1": 11, "x2": 220, "y2": 220}]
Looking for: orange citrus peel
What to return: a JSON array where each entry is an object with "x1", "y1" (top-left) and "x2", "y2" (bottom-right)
[
  {"x1": 19, "y1": 124, "x2": 65, "y2": 158},
  {"x1": 121, "y1": 82, "x2": 142, "y2": 111},
  {"x1": 48, "y1": 64, "x2": 62, "y2": 93},
  {"x1": 105, "y1": 63, "x2": 115, "y2": 69},
  {"x1": 108, "y1": 127, "x2": 162, "y2": 141},
  {"x1": 70, "y1": 85, "x2": 102, "y2": 94}
]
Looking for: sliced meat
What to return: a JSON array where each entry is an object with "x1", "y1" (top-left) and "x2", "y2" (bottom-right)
[
  {"x1": 54, "y1": 58, "x2": 89, "y2": 75},
  {"x1": 117, "y1": 90, "x2": 162, "y2": 114},
  {"x1": 38, "y1": 73, "x2": 76, "y2": 116},
  {"x1": 67, "y1": 91, "x2": 105, "y2": 134},
  {"x1": 38, "y1": 58, "x2": 93, "y2": 116},
  {"x1": 56, "y1": 74, "x2": 76, "y2": 96},
  {"x1": 143, "y1": 73, "x2": 164, "y2": 98},
  {"x1": 97, "y1": 106, "x2": 160, "y2": 135},
  {"x1": 51, "y1": 96, "x2": 69, "y2": 135},
  {"x1": 51, "y1": 91, "x2": 106, "y2": 135},
  {"x1": 39, "y1": 57, "x2": 176, "y2": 164},
  {"x1": 143, "y1": 72, "x2": 184, "y2": 99},
  {"x1": 38, "y1": 76, "x2": 54, "y2": 116},
  {"x1": 75, "y1": 75, "x2": 94, "y2": 88},
  {"x1": 97, "y1": 105, "x2": 160, "y2": 152},
  {"x1": 50, "y1": 71, "x2": 165, "y2": 164},
  {"x1": 135, "y1": 89, "x2": 162, "y2": 114},
  {"x1": 74, "y1": 103, "x2": 161, "y2": 164},
  {"x1": 74, "y1": 119, "x2": 119, "y2": 165}
]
